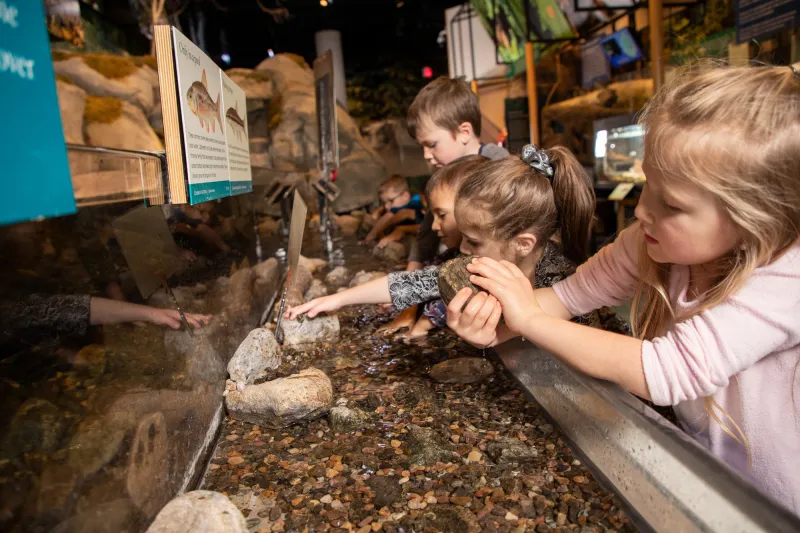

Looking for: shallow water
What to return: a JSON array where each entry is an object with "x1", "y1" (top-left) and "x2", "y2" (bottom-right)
[{"x1": 202, "y1": 237, "x2": 637, "y2": 533}]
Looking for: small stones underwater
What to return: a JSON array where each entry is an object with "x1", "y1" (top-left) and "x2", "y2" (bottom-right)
[{"x1": 203, "y1": 291, "x2": 636, "y2": 532}]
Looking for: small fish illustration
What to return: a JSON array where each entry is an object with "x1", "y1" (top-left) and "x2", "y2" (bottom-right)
[
  {"x1": 226, "y1": 102, "x2": 246, "y2": 141},
  {"x1": 186, "y1": 69, "x2": 223, "y2": 134}
]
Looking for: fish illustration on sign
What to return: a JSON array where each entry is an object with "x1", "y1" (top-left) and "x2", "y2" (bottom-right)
[
  {"x1": 226, "y1": 102, "x2": 246, "y2": 141},
  {"x1": 186, "y1": 69, "x2": 223, "y2": 134}
]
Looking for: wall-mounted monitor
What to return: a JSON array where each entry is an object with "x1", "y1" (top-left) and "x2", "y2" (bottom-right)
[{"x1": 598, "y1": 28, "x2": 643, "y2": 68}]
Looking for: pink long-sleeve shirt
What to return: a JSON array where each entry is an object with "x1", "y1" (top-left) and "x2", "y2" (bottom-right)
[{"x1": 553, "y1": 224, "x2": 800, "y2": 515}]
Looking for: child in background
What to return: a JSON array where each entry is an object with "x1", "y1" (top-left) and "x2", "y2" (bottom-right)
[
  {"x1": 453, "y1": 63, "x2": 800, "y2": 515},
  {"x1": 363, "y1": 175, "x2": 425, "y2": 249},
  {"x1": 382, "y1": 76, "x2": 509, "y2": 335}
]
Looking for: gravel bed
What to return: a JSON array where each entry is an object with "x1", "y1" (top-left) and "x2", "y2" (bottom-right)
[{"x1": 202, "y1": 303, "x2": 637, "y2": 533}]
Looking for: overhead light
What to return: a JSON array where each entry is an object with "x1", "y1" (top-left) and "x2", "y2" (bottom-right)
[
  {"x1": 268, "y1": 49, "x2": 275, "y2": 57},
  {"x1": 396, "y1": 1, "x2": 404, "y2": 7},
  {"x1": 422, "y1": 66, "x2": 433, "y2": 78},
  {"x1": 221, "y1": 53, "x2": 231, "y2": 64},
  {"x1": 320, "y1": 0, "x2": 328, "y2": 6}
]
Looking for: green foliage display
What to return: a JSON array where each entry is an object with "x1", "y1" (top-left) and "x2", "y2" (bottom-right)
[{"x1": 346, "y1": 65, "x2": 428, "y2": 126}]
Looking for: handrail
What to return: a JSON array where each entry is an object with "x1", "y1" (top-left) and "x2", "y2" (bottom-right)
[{"x1": 493, "y1": 337, "x2": 800, "y2": 533}]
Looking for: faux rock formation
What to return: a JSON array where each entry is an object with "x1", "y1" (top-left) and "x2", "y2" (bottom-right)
[
  {"x1": 251, "y1": 55, "x2": 386, "y2": 213},
  {"x1": 225, "y1": 368, "x2": 333, "y2": 428},
  {"x1": 299, "y1": 255, "x2": 327, "y2": 274},
  {"x1": 328, "y1": 406, "x2": 371, "y2": 434},
  {"x1": 227, "y1": 328, "x2": 282, "y2": 386},
  {"x1": 325, "y1": 265, "x2": 350, "y2": 287},
  {"x1": 349, "y1": 270, "x2": 384, "y2": 288},
  {"x1": 53, "y1": 57, "x2": 158, "y2": 114},
  {"x1": 372, "y1": 241, "x2": 406, "y2": 264},
  {"x1": 429, "y1": 357, "x2": 494, "y2": 384},
  {"x1": 56, "y1": 79, "x2": 86, "y2": 144},
  {"x1": 304, "y1": 279, "x2": 328, "y2": 301},
  {"x1": 438, "y1": 254, "x2": 480, "y2": 306},
  {"x1": 280, "y1": 315, "x2": 340, "y2": 348},
  {"x1": 85, "y1": 99, "x2": 163, "y2": 151},
  {"x1": 257, "y1": 217, "x2": 280, "y2": 237},
  {"x1": 146, "y1": 491, "x2": 248, "y2": 533},
  {"x1": 225, "y1": 68, "x2": 274, "y2": 99},
  {"x1": 252, "y1": 258, "x2": 281, "y2": 311},
  {"x1": 284, "y1": 265, "x2": 313, "y2": 308},
  {"x1": 334, "y1": 214, "x2": 361, "y2": 236}
]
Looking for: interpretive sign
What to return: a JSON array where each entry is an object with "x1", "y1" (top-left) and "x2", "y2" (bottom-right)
[{"x1": 0, "y1": 0, "x2": 76, "y2": 225}]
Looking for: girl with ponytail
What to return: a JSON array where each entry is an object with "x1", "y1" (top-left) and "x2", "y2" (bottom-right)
[
  {"x1": 288, "y1": 146, "x2": 628, "y2": 339},
  {"x1": 453, "y1": 62, "x2": 800, "y2": 515}
]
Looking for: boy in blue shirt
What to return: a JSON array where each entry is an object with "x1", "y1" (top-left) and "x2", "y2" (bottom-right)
[{"x1": 363, "y1": 175, "x2": 425, "y2": 248}]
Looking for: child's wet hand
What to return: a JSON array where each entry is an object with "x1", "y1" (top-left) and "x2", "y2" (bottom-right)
[
  {"x1": 285, "y1": 295, "x2": 339, "y2": 320},
  {"x1": 446, "y1": 288, "x2": 502, "y2": 349},
  {"x1": 466, "y1": 257, "x2": 540, "y2": 334}
]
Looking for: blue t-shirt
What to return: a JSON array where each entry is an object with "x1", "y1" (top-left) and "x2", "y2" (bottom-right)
[{"x1": 390, "y1": 194, "x2": 425, "y2": 225}]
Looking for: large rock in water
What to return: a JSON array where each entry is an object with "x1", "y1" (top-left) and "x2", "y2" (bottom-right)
[
  {"x1": 438, "y1": 254, "x2": 480, "y2": 306},
  {"x1": 225, "y1": 368, "x2": 332, "y2": 428},
  {"x1": 146, "y1": 491, "x2": 248, "y2": 533},
  {"x1": 227, "y1": 328, "x2": 282, "y2": 386},
  {"x1": 325, "y1": 265, "x2": 350, "y2": 287},
  {"x1": 252, "y1": 55, "x2": 386, "y2": 212},
  {"x1": 1, "y1": 398, "x2": 66, "y2": 458},
  {"x1": 372, "y1": 242, "x2": 406, "y2": 264},
  {"x1": 281, "y1": 315, "x2": 340, "y2": 348},
  {"x1": 349, "y1": 270, "x2": 384, "y2": 288}
]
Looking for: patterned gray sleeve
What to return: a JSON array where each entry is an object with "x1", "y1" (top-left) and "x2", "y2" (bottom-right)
[
  {"x1": 0, "y1": 294, "x2": 91, "y2": 341},
  {"x1": 387, "y1": 266, "x2": 441, "y2": 310}
]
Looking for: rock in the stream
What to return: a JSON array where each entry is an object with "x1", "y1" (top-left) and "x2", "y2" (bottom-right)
[
  {"x1": 1, "y1": 399, "x2": 66, "y2": 458},
  {"x1": 429, "y1": 357, "x2": 494, "y2": 384},
  {"x1": 328, "y1": 406, "x2": 371, "y2": 434},
  {"x1": 325, "y1": 265, "x2": 350, "y2": 287},
  {"x1": 227, "y1": 328, "x2": 282, "y2": 386},
  {"x1": 299, "y1": 255, "x2": 327, "y2": 274},
  {"x1": 486, "y1": 437, "x2": 539, "y2": 464},
  {"x1": 334, "y1": 214, "x2": 361, "y2": 236},
  {"x1": 438, "y1": 254, "x2": 480, "y2": 306},
  {"x1": 225, "y1": 368, "x2": 333, "y2": 428},
  {"x1": 407, "y1": 424, "x2": 457, "y2": 466},
  {"x1": 146, "y1": 490, "x2": 247, "y2": 533},
  {"x1": 348, "y1": 270, "x2": 384, "y2": 288},
  {"x1": 304, "y1": 278, "x2": 328, "y2": 301},
  {"x1": 280, "y1": 315, "x2": 340, "y2": 348},
  {"x1": 372, "y1": 241, "x2": 406, "y2": 263}
]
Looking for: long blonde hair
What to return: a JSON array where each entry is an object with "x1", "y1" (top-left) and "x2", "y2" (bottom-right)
[{"x1": 632, "y1": 61, "x2": 800, "y2": 454}]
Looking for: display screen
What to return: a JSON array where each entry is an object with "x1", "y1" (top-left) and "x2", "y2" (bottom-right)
[
  {"x1": 593, "y1": 115, "x2": 646, "y2": 183},
  {"x1": 598, "y1": 28, "x2": 644, "y2": 68}
]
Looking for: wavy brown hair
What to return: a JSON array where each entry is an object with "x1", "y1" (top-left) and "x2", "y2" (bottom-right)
[{"x1": 455, "y1": 147, "x2": 595, "y2": 264}]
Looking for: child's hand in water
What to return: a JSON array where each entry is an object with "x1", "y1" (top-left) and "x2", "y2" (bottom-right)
[
  {"x1": 149, "y1": 309, "x2": 211, "y2": 329},
  {"x1": 446, "y1": 289, "x2": 503, "y2": 349},
  {"x1": 466, "y1": 257, "x2": 542, "y2": 335},
  {"x1": 285, "y1": 294, "x2": 342, "y2": 319},
  {"x1": 377, "y1": 230, "x2": 402, "y2": 249}
]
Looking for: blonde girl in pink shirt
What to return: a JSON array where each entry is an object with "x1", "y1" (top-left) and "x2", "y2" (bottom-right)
[{"x1": 447, "y1": 62, "x2": 800, "y2": 515}]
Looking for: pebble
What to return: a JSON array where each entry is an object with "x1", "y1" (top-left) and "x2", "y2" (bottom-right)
[
  {"x1": 320, "y1": 495, "x2": 333, "y2": 504},
  {"x1": 227, "y1": 456, "x2": 245, "y2": 465},
  {"x1": 467, "y1": 449, "x2": 482, "y2": 462},
  {"x1": 390, "y1": 439, "x2": 402, "y2": 448}
]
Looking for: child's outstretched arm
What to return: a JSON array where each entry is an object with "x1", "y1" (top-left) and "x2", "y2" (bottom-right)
[
  {"x1": 286, "y1": 276, "x2": 391, "y2": 319},
  {"x1": 378, "y1": 224, "x2": 419, "y2": 248},
  {"x1": 365, "y1": 210, "x2": 415, "y2": 242}
]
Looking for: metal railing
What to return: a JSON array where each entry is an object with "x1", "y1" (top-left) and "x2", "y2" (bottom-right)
[{"x1": 494, "y1": 338, "x2": 800, "y2": 533}]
